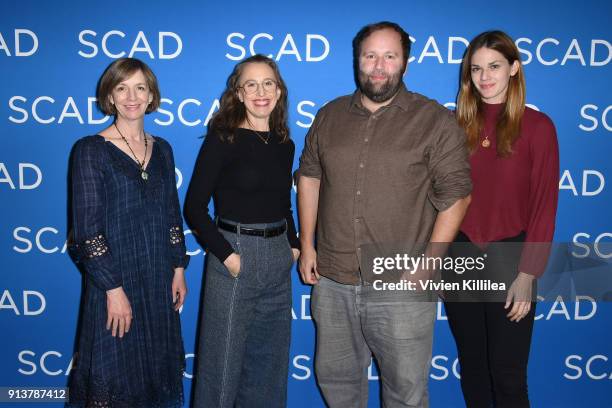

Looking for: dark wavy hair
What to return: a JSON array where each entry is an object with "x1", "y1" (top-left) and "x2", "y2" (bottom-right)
[{"x1": 209, "y1": 54, "x2": 289, "y2": 143}]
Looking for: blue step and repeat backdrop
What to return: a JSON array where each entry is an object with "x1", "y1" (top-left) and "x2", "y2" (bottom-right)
[{"x1": 1, "y1": 1, "x2": 611, "y2": 407}]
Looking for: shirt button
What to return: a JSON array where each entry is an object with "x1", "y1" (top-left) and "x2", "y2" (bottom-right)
[
  {"x1": 356, "y1": 190, "x2": 361, "y2": 195},
  {"x1": 359, "y1": 163, "x2": 364, "y2": 168},
  {"x1": 355, "y1": 218, "x2": 360, "y2": 223},
  {"x1": 364, "y1": 138, "x2": 369, "y2": 142}
]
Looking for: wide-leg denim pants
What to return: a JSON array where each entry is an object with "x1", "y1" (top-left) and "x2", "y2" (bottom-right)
[{"x1": 193, "y1": 219, "x2": 294, "y2": 408}]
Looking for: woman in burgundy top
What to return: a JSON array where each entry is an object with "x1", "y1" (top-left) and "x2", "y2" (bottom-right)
[{"x1": 447, "y1": 31, "x2": 559, "y2": 407}]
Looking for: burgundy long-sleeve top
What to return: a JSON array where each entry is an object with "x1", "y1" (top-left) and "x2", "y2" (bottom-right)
[{"x1": 460, "y1": 103, "x2": 559, "y2": 277}]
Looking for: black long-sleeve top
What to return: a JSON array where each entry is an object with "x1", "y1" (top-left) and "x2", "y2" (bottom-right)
[{"x1": 184, "y1": 128, "x2": 300, "y2": 262}]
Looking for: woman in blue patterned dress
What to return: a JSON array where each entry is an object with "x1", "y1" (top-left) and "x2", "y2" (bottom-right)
[{"x1": 67, "y1": 58, "x2": 189, "y2": 407}]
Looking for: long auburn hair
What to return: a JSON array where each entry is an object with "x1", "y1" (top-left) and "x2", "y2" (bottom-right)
[
  {"x1": 209, "y1": 54, "x2": 289, "y2": 143},
  {"x1": 456, "y1": 31, "x2": 526, "y2": 157}
]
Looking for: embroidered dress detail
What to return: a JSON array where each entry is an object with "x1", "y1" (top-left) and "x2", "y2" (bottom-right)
[
  {"x1": 169, "y1": 226, "x2": 183, "y2": 245},
  {"x1": 79, "y1": 234, "x2": 109, "y2": 258}
]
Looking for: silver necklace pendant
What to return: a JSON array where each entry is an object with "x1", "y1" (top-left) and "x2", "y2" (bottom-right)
[
  {"x1": 141, "y1": 171, "x2": 149, "y2": 180},
  {"x1": 251, "y1": 128, "x2": 270, "y2": 144}
]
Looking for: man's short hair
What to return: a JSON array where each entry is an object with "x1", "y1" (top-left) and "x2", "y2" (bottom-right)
[{"x1": 352, "y1": 21, "x2": 411, "y2": 72}]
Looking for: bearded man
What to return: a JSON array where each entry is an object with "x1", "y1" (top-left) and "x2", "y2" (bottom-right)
[{"x1": 296, "y1": 21, "x2": 472, "y2": 408}]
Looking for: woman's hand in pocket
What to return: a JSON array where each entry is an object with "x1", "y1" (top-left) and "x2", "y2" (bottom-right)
[
  {"x1": 291, "y1": 248, "x2": 300, "y2": 262},
  {"x1": 224, "y1": 253, "x2": 241, "y2": 277}
]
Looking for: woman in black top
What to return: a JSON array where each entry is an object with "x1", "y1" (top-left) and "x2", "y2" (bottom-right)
[{"x1": 184, "y1": 54, "x2": 299, "y2": 407}]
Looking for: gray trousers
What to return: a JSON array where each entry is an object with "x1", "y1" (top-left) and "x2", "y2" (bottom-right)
[
  {"x1": 311, "y1": 276, "x2": 435, "y2": 408},
  {"x1": 193, "y1": 220, "x2": 294, "y2": 408}
]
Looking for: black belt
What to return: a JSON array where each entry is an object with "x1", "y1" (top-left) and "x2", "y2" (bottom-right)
[{"x1": 218, "y1": 220, "x2": 286, "y2": 238}]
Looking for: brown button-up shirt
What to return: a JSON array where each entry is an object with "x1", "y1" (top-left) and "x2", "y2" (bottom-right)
[{"x1": 297, "y1": 85, "x2": 472, "y2": 285}]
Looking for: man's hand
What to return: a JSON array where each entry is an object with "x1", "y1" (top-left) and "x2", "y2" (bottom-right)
[
  {"x1": 299, "y1": 246, "x2": 320, "y2": 285},
  {"x1": 297, "y1": 175, "x2": 321, "y2": 285}
]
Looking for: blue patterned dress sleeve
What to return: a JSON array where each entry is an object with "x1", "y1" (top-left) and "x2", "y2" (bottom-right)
[
  {"x1": 158, "y1": 138, "x2": 190, "y2": 269},
  {"x1": 71, "y1": 137, "x2": 122, "y2": 291}
]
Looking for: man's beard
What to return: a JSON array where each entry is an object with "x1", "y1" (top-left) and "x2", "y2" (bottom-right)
[{"x1": 358, "y1": 69, "x2": 403, "y2": 103}]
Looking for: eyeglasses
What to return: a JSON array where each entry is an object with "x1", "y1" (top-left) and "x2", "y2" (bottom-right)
[{"x1": 238, "y1": 79, "x2": 278, "y2": 95}]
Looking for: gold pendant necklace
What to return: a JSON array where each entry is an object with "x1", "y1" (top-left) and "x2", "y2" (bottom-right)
[
  {"x1": 481, "y1": 129, "x2": 491, "y2": 148},
  {"x1": 114, "y1": 123, "x2": 149, "y2": 180},
  {"x1": 481, "y1": 136, "x2": 491, "y2": 148}
]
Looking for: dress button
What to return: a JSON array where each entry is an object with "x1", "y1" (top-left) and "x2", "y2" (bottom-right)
[
  {"x1": 364, "y1": 138, "x2": 369, "y2": 142},
  {"x1": 359, "y1": 163, "x2": 364, "y2": 168},
  {"x1": 356, "y1": 190, "x2": 361, "y2": 195}
]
